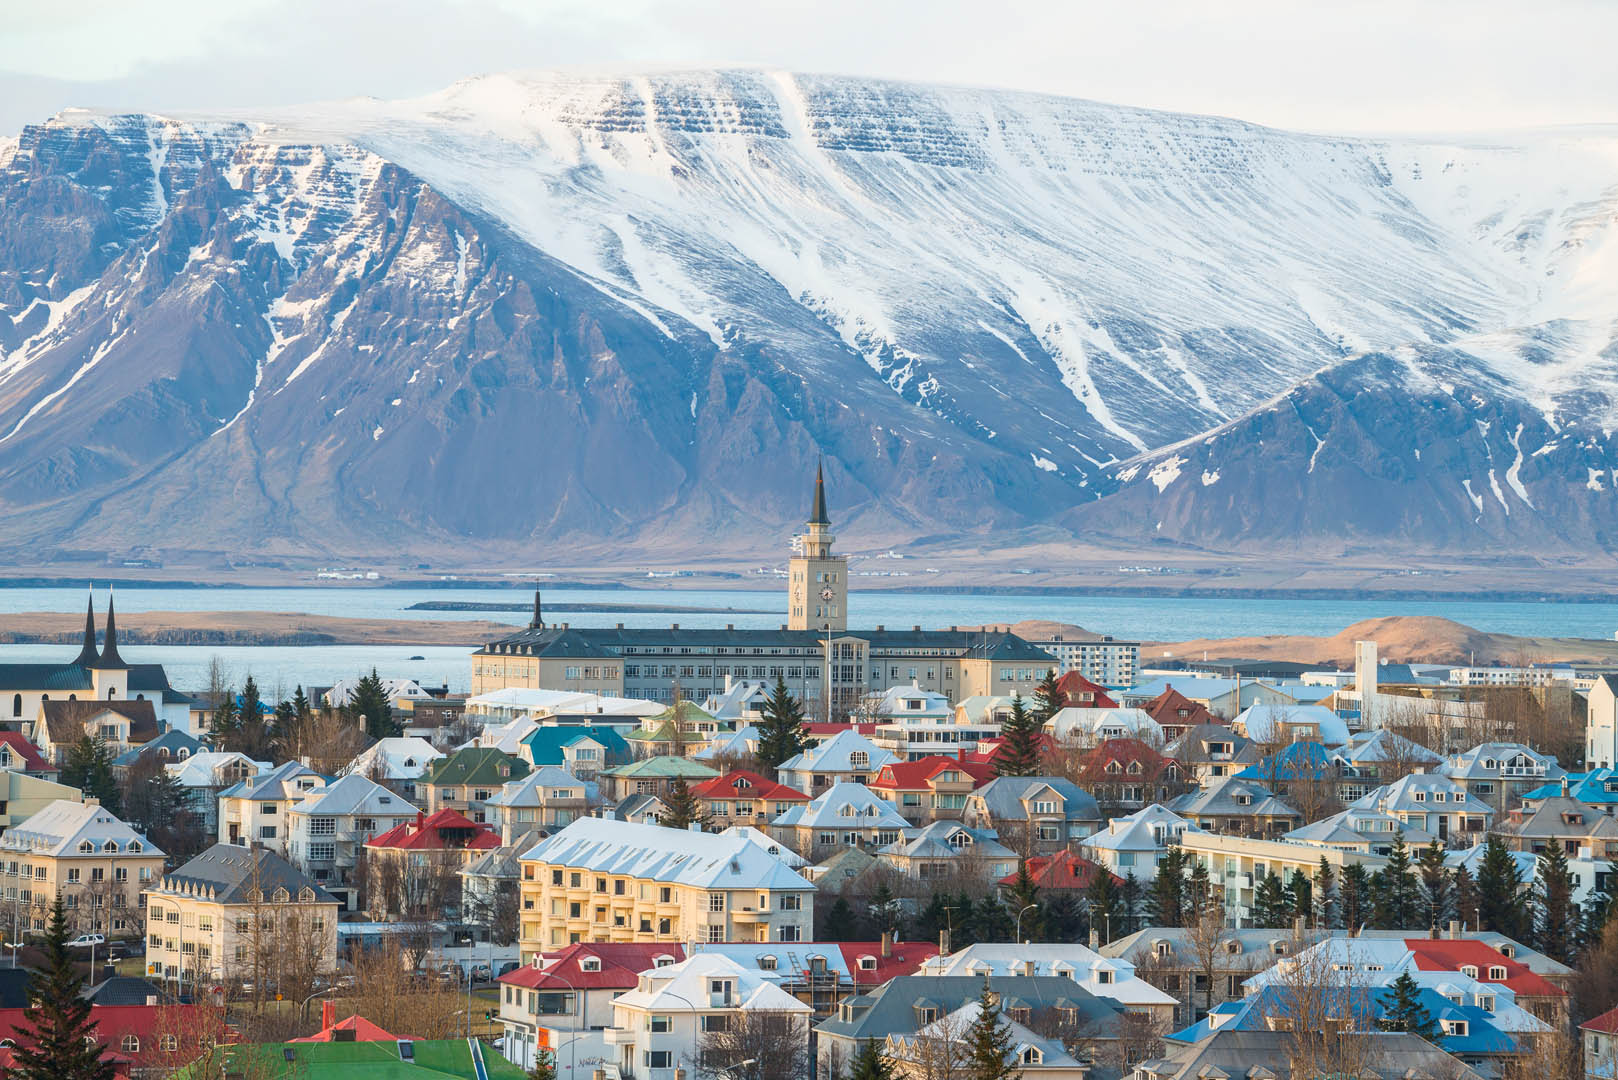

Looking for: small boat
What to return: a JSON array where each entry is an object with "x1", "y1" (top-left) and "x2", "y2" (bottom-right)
[{"x1": 408, "y1": 654, "x2": 425, "y2": 661}]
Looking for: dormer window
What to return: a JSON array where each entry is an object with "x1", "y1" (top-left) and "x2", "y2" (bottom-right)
[
  {"x1": 128, "y1": 841, "x2": 141, "y2": 853},
  {"x1": 759, "y1": 955, "x2": 777, "y2": 971},
  {"x1": 77, "y1": 842, "x2": 92, "y2": 854},
  {"x1": 580, "y1": 957, "x2": 602, "y2": 972},
  {"x1": 102, "y1": 841, "x2": 117, "y2": 853},
  {"x1": 1021, "y1": 1048, "x2": 1042, "y2": 1065},
  {"x1": 1461, "y1": 965, "x2": 1479, "y2": 978},
  {"x1": 859, "y1": 956, "x2": 877, "y2": 971},
  {"x1": 1488, "y1": 965, "x2": 1507, "y2": 980}
]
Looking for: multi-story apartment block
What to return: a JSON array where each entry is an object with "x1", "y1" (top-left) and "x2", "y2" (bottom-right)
[
  {"x1": 470, "y1": 472, "x2": 1053, "y2": 713},
  {"x1": 516, "y1": 819, "x2": 816, "y2": 955},
  {"x1": 217, "y1": 761, "x2": 327, "y2": 852},
  {"x1": 286, "y1": 774, "x2": 419, "y2": 900},
  {"x1": 142, "y1": 843, "x2": 338, "y2": 990},
  {"x1": 1028, "y1": 634, "x2": 1140, "y2": 686},
  {"x1": 0, "y1": 800, "x2": 164, "y2": 936},
  {"x1": 486, "y1": 766, "x2": 600, "y2": 844},
  {"x1": 420, "y1": 746, "x2": 531, "y2": 824},
  {"x1": 869, "y1": 683, "x2": 1001, "y2": 760},
  {"x1": 1176, "y1": 829, "x2": 1387, "y2": 923}
]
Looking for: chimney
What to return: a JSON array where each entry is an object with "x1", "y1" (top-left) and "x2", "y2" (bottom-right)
[
  {"x1": 671, "y1": 624, "x2": 680, "y2": 631},
  {"x1": 688, "y1": 822, "x2": 703, "y2": 832},
  {"x1": 876, "y1": 625, "x2": 884, "y2": 632},
  {"x1": 322, "y1": 999, "x2": 336, "y2": 1029},
  {"x1": 913, "y1": 625, "x2": 921, "y2": 632},
  {"x1": 1447, "y1": 920, "x2": 1461, "y2": 939},
  {"x1": 939, "y1": 928, "x2": 951, "y2": 955},
  {"x1": 1089, "y1": 928, "x2": 1099, "y2": 949},
  {"x1": 881, "y1": 930, "x2": 893, "y2": 958},
  {"x1": 726, "y1": 624, "x2": 734, "y2": 631},
  {"x1": 1294, "y1": 916, "x2": 1305, "y2": 935}
]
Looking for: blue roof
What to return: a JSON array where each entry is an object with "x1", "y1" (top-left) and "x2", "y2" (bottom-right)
[
  {"x1": 1167, "y1": 985, "x2": 1516, "y2": 1054},
  {"x1": 522, "y1": 724, "x2": 630, "y2": 765},
  {"x1": 1522, "y1": 770, "x2": 1618, "y2": 804},
  {"x1": 112, "y1": 727, "x2": 204, "y2": 767},
  {"x1": 1235, "y1": 740, "x2": 1333, "y2": 783}
]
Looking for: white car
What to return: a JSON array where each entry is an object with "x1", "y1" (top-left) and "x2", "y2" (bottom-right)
[{"x1": 66, "y1": 934, "x2": 105, "y2": 949}]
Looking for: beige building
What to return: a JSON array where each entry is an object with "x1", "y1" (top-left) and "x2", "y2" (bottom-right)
[
  {"x1": 517, "y1": 819, "x2": 816, "y2": 958},
  {"x1": 0, "y1": 770, "x2": 83, "y2": 832},
  {"x1": 788, "y1": 464, "x2": 847, "y2": 632},
  {"x1": 144, "y1": 843, "x2": 338, "y2": 992},
  {"x1": 1177, "y1": 830, "x2": 1388, "y2": 923},
  {"x1": 0, "y1": 800, "x2": 164, "y2": 937}
]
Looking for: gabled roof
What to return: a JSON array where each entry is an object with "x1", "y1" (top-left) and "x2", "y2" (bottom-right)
[
  {"x1": 522, "y1": 724, "x2": 630, "y2": 764},
  {"x1": 690, "y1": 770, "x2": 808, "y2": 803},
  {"x1": 0, "y1": 731, "x2": 53, "y2": 773},
  {"x1": 777, "y1": 729, "x2": 897, "y2": 775},
  {"x1": 1053, "y1": 672, "x2": 1119, "y2": 708},
  {"x1": 291, "y1": 773, "x2": 417, "y2": 817},
  {"x1": 881, "y1": 821, "x2": 1013, "y2": 862},
  {"x1": 1142, "y1": 687, "x2": 1214, "y2": 728},
  {"x1": 291, "y1": 1013, "x2": 418, "y2": 1042},
  {"x1": 1337, "y1": 728, "x2": 1442, "y2": 767},
  {"x1": 1047, "y1": 707, "x2": 1161, "y2": 744},
  {"x1": 423, "y1": 746, "x2": 529, "y2": 787},
  {"x1": 613, "y1": 952, "x2": 812, "y2": 1014},
  {"x1": 1584, "y1": 1004, "x2": 1618, "y2": 1034},
  {"x1": 343, "y1": 737, "x2": 444, "y2": 781},
  {"x1": 166, "y1": 752, "x2": 268, "y2": 788},
  {"x1": 1404, "y1": 939, "x2": 1566, "y2": 998},
  {"x1": 869, "y1": 755, "x2": 993, "y2": 791},
  {"x1": 1232, "y1": 703, "x2": 1350, "y2": 746},
  {"x1": 1439, "y1": 742, "x2": 1564, "y2": 782},
  {"x1": 219, "y1": 760, "x2": 328, "y2": 801},
  {"x1": 601, "y1": 756, "x2": 720, "y2": 780},
  {"x1": 1168, "y1": 777, "x2": 1299, "y2": 820},
  {"x1": 485, "y1": 767, "x2": 592, "y2": 809},
  {"x1": 774, "y1": 781, "x2": 912, "y2": 830},
  {"x1": 1082, "y1": 805, "x2": 1202, "y2": 852},
  {"x1": 814, "y1": 976, "x2": 1124, "y2": 1041},
  {"x1": 997, "y1": 850, "x2": 1119, "y2": 891},
  {"x1": 1166, "y1": 723, "x2": 1251, "y2": 761},
  {"x1": 155, "y1": 843, "x2": 336, "y2": 905},
  {"x1": 1496, "y1": 794, "x2": 1618, "y2": 840},
  {"x1": 718, "y1": 825, "x2": 808, "y2": 867},
  {"x1": 39, "y1": 698, "x2": 158, "y2": 747},
  {"x1": 0, "y1": 800, "x2": 162, "y2": 858},
  {"x1": 1523, "y1": 769, "x2": 1618, "y2": 805},
  {"x1": 1073, "y1": 737, "x2": 1178, "y2": 782},
  {"x1": 500, "y1": 943, "x2": 687, "y2": 991},
  {"x1": 969, "y1": 776, "x2": 1101, "y2": 824},
  {"x1": 111, "y1": 727, "x2": 201, "y2": 768},
  {"x1": 366, "y1": 809, "x2": 500, "y2": 852},
  {"x1": 518, "y1": 818, "x2": 816, "y2": 892}
]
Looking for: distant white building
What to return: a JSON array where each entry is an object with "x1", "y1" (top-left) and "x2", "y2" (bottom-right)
[
  {"x1": 868, "y1": 683, "x2": 998, "y2": 761},
  {"x1": 324, "y1": 677, "x2": 433, "y2": 709},
  {"x1": 1079, "y1": 805, "x2": 1203, "y2": 883},
  {"x1": 1026, "y1": 635, "x2": 1139, "y2": 685},
  {"x1": 342, "y1": 737, "x2": 445, "y2": 799},
  {"x1": 1589, "y1": 677, "x2": 1618, "y2": 770},
  {"x1": 1046, "y1": 707, "x2": 1163, "y2": 746}
]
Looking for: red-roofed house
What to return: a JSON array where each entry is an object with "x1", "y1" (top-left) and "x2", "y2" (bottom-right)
[
  {"x1": 0, "y1": 1002, "x2": 229, "y2": 1078},
  {"x1": 292, "y1": 1006, "x2": 417, "y2": 1042},
  {"x1": 1583, "y1": 1004, "x2": 1618, "y2": 1079},
  {"x1": 996, "y1": 850, "x2": 1119, "y2": 895},
  {"x1": 1054, "y1": 672, "x2": 1118, "y2": 710},
  {"x1": 803, "y1": 722, "x2": 878, "y2": 745},
  {"x1": 365, "y1": 808, "x2": 500, "y2": 854},
  {"x1": 869, "y1": 755, "x2": 994, "y2": 824},
  {"x1": 1141, "y1": 687, "x2": 1215, "y2": 740},
  {"x1": 364, "y1": 809, "x2": 499, "y2": 918},
  {"x1": 0, "y1": 731, "x2": 56, "y2": 778},
  {"x1": 1071, "y1": 738, "x2": 1186, "y2": 814},
  {"x1": 498, "y1": 943, "x2": 687, "y2": 1071},
  {"x1": 835, "y1": 940, "x2": 939, "y2": 987},
  {"x1": 1404, "y1": 938, "x2": 1568, "y2": 1021},
  {"x1": 690, "y1": 772, "x2": 807, "y2": 831}
]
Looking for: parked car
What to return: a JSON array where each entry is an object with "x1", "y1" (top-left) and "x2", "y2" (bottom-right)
[{"x1": 66, "y1": 934, "x2": 105, "y2": 949}]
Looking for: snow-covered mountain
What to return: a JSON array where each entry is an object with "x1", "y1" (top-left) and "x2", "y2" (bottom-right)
[{"x1": 0, "y1": 70, "x2": 1614, "y2": 563}]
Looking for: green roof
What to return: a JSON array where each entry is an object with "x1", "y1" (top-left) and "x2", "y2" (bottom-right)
[
  {"x1": 424, "y1": 747, "x2": 531, "y2": 787},
  {"x1": 178, "y1": 1038, "x2": 526, "y2": 1080},
  {"x1": 601, "y1": 756, "x2": 720, "y2": 779}
]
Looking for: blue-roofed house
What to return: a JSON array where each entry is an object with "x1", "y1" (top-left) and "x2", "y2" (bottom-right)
[
  {"x1": 1523, "y1": 769, "x2": 1618, "y2": 811},
  {"x1": 520, "y1": 725, "x2": 630, "y2": 781},
  {"x1": 110, "y1": 727, "x2": 204, "y2": 776}
]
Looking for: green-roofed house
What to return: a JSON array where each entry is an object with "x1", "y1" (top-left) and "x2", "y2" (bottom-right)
[
  {"x1": 180, "y1": 1036, "x2": 526, "y2": 1080},
  {"x1": 520, "y1": 725, "x2": 630, "y2": 781},
  {"x1": 624, "y1": 701, "x2": 724, "y2": 759},
  {"x1": 421, "y1": 747, "x2": 531, "y2": 825},
  {"x1": 597, "y1": 755, "x2": 719, "y2": 802}
]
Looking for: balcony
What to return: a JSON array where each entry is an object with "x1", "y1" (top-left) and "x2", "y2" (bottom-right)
[
  {"x1": 604, "y1": 1028, "x2": 636, "y2": 1046},
  {"x1": 730, "y1": 907, "x2": 770, "y2": 922}
]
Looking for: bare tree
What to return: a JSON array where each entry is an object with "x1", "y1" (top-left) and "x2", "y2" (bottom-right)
[
  {"x1": 697, "y1": 1009, "x2": 811, "y2": 1080},
  {"x1": 884, "y1": 1010, "x2": 972, "y2": 1080},
  {"x1": 1185, "y1": 895, "x2": 1232, "y2": 1019},
  {"x1": 343, "y1": 936, "x2": 469, "y2": 1039},
  {"x1": 1266, "y1": 942, "x2": 1379, "y2": 1080}
]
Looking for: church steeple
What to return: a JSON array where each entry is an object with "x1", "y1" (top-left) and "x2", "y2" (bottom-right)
[
  {"x1": 71, "y1": 588, "x2": 98, "y2": 668},
  {"x1": 93, "y1": 590, "x2": 125, "y2": 669},
  {"x1": 808, "y1": 461, "x2": 830, "y2": 526},
  {"x1": 529, "y1": 589, "x2": 545, "y2": 630}
]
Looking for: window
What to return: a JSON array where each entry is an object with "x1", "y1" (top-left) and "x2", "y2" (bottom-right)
[
  {"x1": 780, "y1": 894, "x2": 802, "y2": 911},
  {"x1": 649, "y1": 1015, "x2": 672, "y2": 1033},
  {"x1": 647, "y1": 1051, "x2": 673, "y2": 1069},
  {"x1": 701, "y1": 1014, "x2": 730, "y2": 1032},
  {"x1": 309, "y1": 817, "x2": 336, "y2": 836},
  {"x1": 309, "y1": 843, "x2": 334, "y2": 862}
]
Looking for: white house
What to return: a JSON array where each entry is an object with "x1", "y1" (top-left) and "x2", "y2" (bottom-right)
[
  {"x1": 1232, "y1": 703, "x2": 1351, "y2": 747},
  {"x1": 918, "y1": 943, "x2": 1178, "y2": 1024},
  {"x1": 286, "y1": 774, "x2": 419, "y2": 901},
  {"x1": 776, "y1": 730, "x2": 899, "y2": 794},
  {"x1": 606, "y1": 953, "x2": 812, "y2": 1080},
  {"x1": 868, "y1": 683, "x2": 997, "y2": 762},
  {"x1": 1591, "y1": 677, "x2": 1618, "y2": 770},
  {"x1": 1046, "y1": 707, "x2": 1163, "y2": 746},
  {"x1": 1079, "y1": 805, "x2": 1203, "y2": 883},
  {"x1": 342, "y1": 737, "x2": 445, "y2": 799},
  {"x1": 217, "y1": 761, "x2": 327, "y2": 852}
]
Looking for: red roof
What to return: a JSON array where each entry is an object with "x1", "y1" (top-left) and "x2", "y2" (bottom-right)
[
  {"x1": 1404, "y1": 939, "x2": 1566, "y2": 998},
  {"x1": 501, "y1": 943, "x2": 688, "y2": 991},
  {"x1": 691, "y1": 771, "x2": 807, "y2": 802},
  {"x1": 997, "y1": 850, "x2": 1120, "y2": 891},
  {"x1": 292, "y1": 1014, "x2": 418, "y2": 1042},
  {"x1": 0, "y1": 731, "x2": 53, "y2": 774},
  {"x1": 1142, "y1": 687, "x2": 1214, "y2": 728},
  {"x1": 965, "y1": 733, "x2": 1057, "y2": 766},
  {"x1": 366, "y1": 808, "x2": 500, "y2": 851},
  {"x1": 836, "y1": 941, "x2": 939, "y2": 985},
  {"x1": 804, "y1": 722, "x2": 878, "y2": 737},
  {"x1": 869, "y1": 755, "x2": 995, "y2": 791},
  {"x1": 1584, "y1": 1005, "x2": 1618, "y2": 1034},
  {"x1": 0, "y1": 1003, "x2": 225, "y2": 1072},
  {"x1": 1054, "y1": 673, "x2": 1118, "y2": 709},
  {"x1": 1074, "y1": 738, "x2": 1179, "y2": 782}
]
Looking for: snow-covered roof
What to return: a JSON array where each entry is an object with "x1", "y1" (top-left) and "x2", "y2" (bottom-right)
[
  {"x1": 777, "y1": 729, "x2": 897, "y2": 775},
  {"x1": 324, "y1": 677, "x2": 429, "y2": 707},
  {"x1": 1081, "y1": 805, "x2": 1202, "y2": 853},
  {"x1": 1232, "y1": 704, "x2": 1350, "y2": 747},
  {"x1": 611, "y1": 952, "x2": 812, "y2": 1014},
  {"x1": 718, "y1": 825, "x2": 808, "y2": 867},
  {"x1": 518, "y1": 818, "x2": 816, "y2": 892},
  {"x1": 921, "y1": 944, "x2": 1176, "y2": 1008},
  {"x1": 1440, "y1": 742, "x2": 1564, "y2": 781},
  {"x1": 773, "y1": 781, "x2": 911, "y2": 830},
  {"x1": 290, "y1": 773, "x2": 417, "y2": 818},
  {"x1": 485, "y1": 767, "x2": 590, "y2": 808},
  {"x1": 1046, "y1": 707, "x2": 1163, "y2": 744},
  {"x1": 0, "y1": 800, "x2": 163, "y2": 859},
  {"x1": 1349, "y1": 773, "x2": 1494, "y2": 818},
  {"x1": 343, "y1": 737, "x2": 444, "y2": 780},
  {"x1": 164, "y1": 752, "x2": 268, "y2": 788}
]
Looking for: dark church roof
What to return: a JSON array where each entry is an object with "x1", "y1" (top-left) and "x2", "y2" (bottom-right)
[
  {"x1": 0, "y1": 594, "x2": 177, "y2": 695},
  {"x1": 808, "y1": 462, "x2": 830, "y2": 525}
]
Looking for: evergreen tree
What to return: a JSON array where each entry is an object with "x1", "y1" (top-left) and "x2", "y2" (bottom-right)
[
  {"x1": 209, "y1": 692, "x2": 239, "y2": 745},
  {"x1": 1119, "y1": 872, "x2": 1144, "y2": 936},
  {"x1": 1416, "y1": 841, "x2": 1453, "y2": 932},
  {"x1": 1537, "y1": 841, "x2": 1579, "y2": 963},
  {"x1": 867, "y1": 884, "x2": 904, "y2": 938},
  {"x1": 291, "y1": 684, "x2": 311, "y2": 722},
  {"x1": 1379, "y1": 971, "x2": 1439, "y2": 1041},
  {"x1": 755, "y1": 676, "x2": 807, "y2": 772},
  {"x1": 1373, "y1": 834, "x2": 1420, "y2": 929},
  {"x1": 239, "y1": 674, "x2": 263, "y2": 735},
  {"x1": 971, "y1": 893, "x2": 1013, "y2": 944},
  {"x1": 1452, "y1": 865, "x2": 1481, "y2": 930},
  {"x1": 656, "y1": 778, "x2": 710, "y2": 831},
  {"x1": 1188, "y1": 860, "x2": 1213, "y2": 913},
  {"x1": 11, "y1": 897, "x2": 115, "y2": 1080},
  {"x1": 1006, "y1": 860, "x2": 1043, "y2": 942},
  {"x1": 916, "y1": 892, "x2": 951, "y2": 947},
  {"x1": 994, "y1": 694, "x2": 1043, "y2": 777},
  {"x1": 1313, "y1": 857, "x2": 1337, "y2": 930},
  {"x1": 61, "y1": 735, "x2": 121, "y2": 815},
  {"x1": 823, "y1": 897, "x2": 859, "y2": 942},
  {"x1": 964, "y1": 979, "x2": 1022, "y2": 1080},
  {"x1": 1086, "y1": 870, "x2": 1123, "y2": 944},
  {"x1": 1044, "y1": 893, "x2": 1084, "y2": 942},
  {"x1": 350, "y1": 668, "x2": 397, "y2": 740},
  {"x1": 274, "y1": 698, "x2": 294, "y2": 736},
  {"x1": 1584, "y1": 890, "x2": 1614, "y2": 946},
  {"x1": 1478, "y1": 835, "x2": 1528, "y2": 939},
  {"x1": 1151, "y1": 848, "x2": 1187, "y2": 927},
  {"x1": 1032, "y1": 670, "x2": 1064, "y2": 723},
  {"x1": 847, "y1": 1036, "x2": 894, "y2": 1080},
  {"x1": 1252, "y1": 870, "x2": 1289, "y2": 928},
  {"x1": 1285, "y1": 869, "x2": 1311, "y2": 924},
  {"x1": 1340, "y1": 863, "x2": 1371, "y2": 931}
]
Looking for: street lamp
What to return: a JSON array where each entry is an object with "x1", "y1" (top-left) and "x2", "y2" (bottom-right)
[
  {"x1": 5, "y1": 940, "x2": 22, "y2": 969},
  {"x1": 1014, "y1": 904, "x2": 1038, "y2": 944}
]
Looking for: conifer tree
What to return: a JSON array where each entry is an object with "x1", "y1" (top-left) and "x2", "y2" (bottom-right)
[
  {"x1": 823, "y1": 897, "x2": 859, "y2": 942},
  {"x1": 1188, "y1": 860, "x2": 1212, "y2": 913},
  {"x1": 1032, "y1": 670, "x2": 1064, "y2": 723},
  {"x1": 1374, "y1": 833, "x2": 1420, "y2": 929},
  {"x1": 994, "y1": 693, "x2": 1043, "y2": 777},
  {"x1": 1537, "y1": 841, "x2": 1579, "y2": 963},
  {"x1": 1478, "y1": 835, "x2": 1528, "y2": 939},
  {"x1": 1086, "y1": 870, "x2": 1123, "y2": 944},
  {"x1": 1452, "y1": 865, "x2": 1481, "y2": 930},
  {"x1": 756, "y1": 676, "x2": 808, "y2": 772},
  {"x1": 917, "y1": 892, "x2": 951, "y2": 946},
  {"x1": 239, "y1": 674, "x2": 263, "y2": 735},
  {"x1": 11, "y1": 897, "x2": 115, "y2": 1080},
  {"x1": 1340, "y1": 863, "x2": 1371, "y2": 931},
  {"x1": 62, "y1": 735, "x2": 121, "y2": 815},
  {"x1": 1417, "y1": 840, "x2": 1453, "y2": 932},
  {"x1": 1007, "y1": 860, "x2": 1043, "y2": 942},
  {"x1": 965, "y1": 979, "x2": 1022, "y2": 1080},
  {"x1": 350, "y1": 668, "x2": 397, "y2": 740},
  {"x1": 210, "y1": 692, "x2": 239, "y2": 745},
  {"x1": 972, "y1": 893, "x2": 1013, "y2": 944},
  {"x1": 1584, "y1": 890, "x2": 1614, "y2": 946},
  {"x1": 1285, "y1": 869, "x2": 1311, "y2": 924},
  {"x1": 657, "y1": 777, "x2": 710, "y2": 831},
  {"x1": 292, "y1": 684, "x2": 312, "y2": 722},
  {"x1": 1151, "y1": 848, "x2": 1187, "y2": 927},
  {"x1": 1313, "y1": 857, "x2": 1337, "y2": 930},
  {"x1": 1379, "y1": 971, "x2": 1439, "y2": 1041},
  {"x1": 847, "y1": 1035, "x2": 894, "y2": 1080},
  {"x1": 1044, "y1": 893, "x2": 1084, "y2": 942},
  {"x1": 867, "y1": 883, "x2": 904, "y2": 938},
  {"x1": 1253, "y1": 870, "x2": 1289, "y2": 928},
  {"x1": 1119, "y1": 872, "x2": 1144, "y2": 937}
]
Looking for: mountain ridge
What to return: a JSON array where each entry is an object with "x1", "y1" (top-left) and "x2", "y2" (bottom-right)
[{"x1": 0, "y1": 70, "x2": 1615, "y2": 564}]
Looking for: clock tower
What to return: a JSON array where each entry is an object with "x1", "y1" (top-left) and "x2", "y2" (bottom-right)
[{"x1": 788, "y1": 463, "x2": 847, "y2": 631}]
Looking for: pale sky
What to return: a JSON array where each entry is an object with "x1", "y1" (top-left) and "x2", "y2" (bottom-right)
[{"x1": 1, "y1": 0, "x2": 1614, "y2": 135}]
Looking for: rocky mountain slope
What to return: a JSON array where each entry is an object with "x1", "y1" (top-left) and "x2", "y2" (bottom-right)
[{"x1": 0, "y1": 70, "x2": 1614, "y2": 563}]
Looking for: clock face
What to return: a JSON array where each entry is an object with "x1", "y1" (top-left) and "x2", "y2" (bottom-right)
[{"x1": 820, "y1": 587, "x2": 835, "y2": 601}]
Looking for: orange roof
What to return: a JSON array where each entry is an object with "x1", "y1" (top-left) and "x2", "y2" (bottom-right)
[
  {"x1": 1142, "y1": 687, "x2": 1214, "y2": 727},
  {"x1": 837, "y1": 941, "x2": 939, "y2": 984},
  {"x1": 690, "y1": 771, "x2": 807, "y2": 802},
  {"x1": 869, "y1": 755, "x2": 994, "y2": 791},
  {"x1": 291, "y1": 1014, "x2": 419, "y2": 1042},
  {"x1": 1404, "y1": 939, "x2": 1566, "y2": 998},
  {"x1": 501, "y1": 943, "x2": 688, "y2": 991},
  {"x1": 997, "y1": 850, "x2": 1119, "y2": 891},
  {"x1": 1074, "y1": 738, "x2": 1179, "y2": 781},
  {"x1": 365, "y1": 808, "x2": 500, "y2": 851},
  {"x1": 1054, "y1": 672, "x2": 1118, "y2": 709}
]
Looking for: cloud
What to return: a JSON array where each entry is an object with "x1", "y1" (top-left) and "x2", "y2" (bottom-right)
[{"x1": 0, "y1": 0, "x2": 1613, "y2": 134}]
